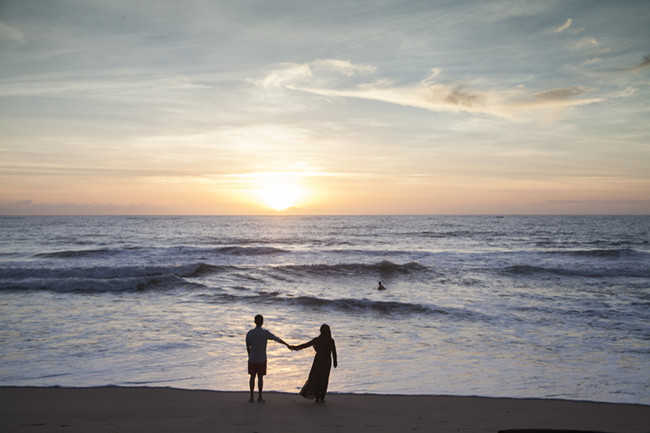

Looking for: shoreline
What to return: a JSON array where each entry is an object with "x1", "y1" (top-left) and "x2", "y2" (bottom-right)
[{"x1": 2, "y1": 386, "x2": 649, "y2": 433}]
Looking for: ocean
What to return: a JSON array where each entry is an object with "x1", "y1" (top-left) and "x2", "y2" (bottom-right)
[{"x1": 0, "y1": 215, "x2": 648, "y2": 404}]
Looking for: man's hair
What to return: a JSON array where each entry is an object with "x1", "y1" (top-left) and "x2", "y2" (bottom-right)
[{"x1": 254, "y1": 314, "x2": 264, "y2": 326}]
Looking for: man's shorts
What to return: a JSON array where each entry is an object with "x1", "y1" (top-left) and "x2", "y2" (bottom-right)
[{"x1": 248, "y1": 361, "x2": 267, "y2": 376}]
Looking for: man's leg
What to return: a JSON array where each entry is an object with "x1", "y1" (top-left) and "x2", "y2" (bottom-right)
[
  {"x1": 249, "y1": 373, "x2": 256, "y2": 402},
  {"x1": 257, "y1": 374, "x2": 264, "y2": 402}
]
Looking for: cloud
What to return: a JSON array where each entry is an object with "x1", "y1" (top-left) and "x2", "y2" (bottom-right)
[
  {"x1": 0, "y1": 200, "x2": 170, "y2": 216},
  {"x1": 608, "y1": 87, "x2": 637, "y2": 99},
  {"x1": 290, "y1": 75, "x2": 492, "y2": 115},
  {"x1": 533, "y1": 86, "x2": 594, "y2": 101},
  {"x1": 443, "y1": 85, "x2": 482, "y2": 107},
  {"x1": 630, "y1": 55, "x2": 650, "y2": 72},
  {"x1": 257, "y1": 61, "x2": 603, "y2": 118},
  {"x1": 551, "y1": 18, "x2": 584, "y2": 35},
  {"x1": 571, "y1": 36, "x2": 599, "y2": 51},
  {"x1": 312, "y1": 59, "x2": 376, "y2": 77},
  {"x1": 542, "y1": 199, "x2": 650, "y2": 214},
  {"x1": 258, "y1": 63, "x2": 313, "y2": 89},
  {"x1": 553, "y1": 18, "x2": 572, "y2": 33},
  {"x1": 582, "y1": 57, "x2": 602, "y2": 66},
  {"x1": 256, "y1": 59, "x2": 375, "y2": 89},
  {"x1": 602, "y1": 55, "x2": 650, "y2": 74},
  {"x1": 509, "y1": 86, "x2": 602, "y2": 112},
  {"x1": 0, "y1": 21, "x2": 25, "y2": 43},
  {"x1": 0, "y1": 71, "x2": 214, "y2": 98},
  {"x1": 481, "y1": 0, "x2": 551, "y2": 21}
]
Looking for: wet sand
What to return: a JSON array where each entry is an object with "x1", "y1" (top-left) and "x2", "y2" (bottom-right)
[{"x1": 1, "y1": 387, "x2": 648, "y2": 433}]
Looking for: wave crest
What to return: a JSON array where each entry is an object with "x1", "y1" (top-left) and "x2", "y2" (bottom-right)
[
  {"x1": 33, "y1": 248, "x2": 113, "y2": 259},
  {"x1": 214, "y1": 246, "x2": 289, "y2": 255},
  {"x1": 503, "y1": 264, "x2": 649, "y2": 278},
  {"x1": 0, "y1": 263, "x2": 220, "y2": 292},
  {"x1": 549, "y1": 248, "x2": 646, "y2": 259},
  {"x1": 212, "y1": 290, "x2": 484, "y2": 320},
  {"x1": 276, "y1": 260, "x2": 430, "y2": 278}
]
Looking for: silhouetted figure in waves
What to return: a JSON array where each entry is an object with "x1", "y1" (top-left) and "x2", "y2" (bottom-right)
[
  {"x1": 377, "y1": 281, "x2": 386, "y2": 290},
  {"x1": 246, "y1": 314, "x2": 290, "y2": 402},
  {"x1": 290, "y1": 324, "x2": 338, "y2": 403}
]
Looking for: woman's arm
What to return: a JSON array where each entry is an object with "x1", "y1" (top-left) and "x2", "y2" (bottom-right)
[
  {"x1": 332, "y1": 340, "x2": 337, "y2": 368},
  {"x1": 293, "y1": 338, "x2": 316, "y2": 351}
]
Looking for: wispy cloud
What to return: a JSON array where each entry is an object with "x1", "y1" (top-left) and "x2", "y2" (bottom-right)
[
  {"x1": 608, "y1": 87, "x2": 637, "y2": 99},
  {"x1": 258, "y1": 63, "x2": 313, "y2": 89},
  {"x1": 256, "y1": 59, "x2": 375, "y2": 89},
  {"x1": 0, "y1": 200, "x2": 171, "y2": 216},
  {"x1": 582, "y1": 57, "x2": 602, "y2": 66},
  {"x1": 533, "y1": 86, "x2": 594, "y2": 101},
  {"x1": 553, "y1": 18, "x2": 573, "y2": 33},
  {"x1": 0, "y1": 21, "x2": 25, "y2": 44},
  {"x1": 510, "y1": 86, "x2": 602, "y2": 112},
  {"x1": 482, "y1": 0, "x2": 551, "y2": 21},
  {"x1": 256, "y1": 61, "x2": 602, "y2": 118},
  {"x1": 551, "y1": 18, "x2": 584, "y2": 35},
  {"x1": 600, "y1": 55, "x2": 650, "y2": 74},
  {"x1": 0, "y1": 70, "x2": 217, "y2": 98},
  {"x1": 571, "y1": 36, "x2": 600, "y2": 51},
  {"x1": 629, "y1": 55, "x2": 650, "y2": 72}
]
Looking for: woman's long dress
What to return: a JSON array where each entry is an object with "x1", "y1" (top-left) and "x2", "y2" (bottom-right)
[{"x1": 296, "y1": 336, "x2": 336, "y2": 400}]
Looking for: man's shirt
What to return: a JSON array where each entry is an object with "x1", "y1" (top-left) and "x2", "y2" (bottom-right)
[{"x1": 246, "y1": 326, "x2": 281, "y2": 363}]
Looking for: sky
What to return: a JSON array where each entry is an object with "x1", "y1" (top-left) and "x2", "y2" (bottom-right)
[{"x1": 1, "y1": 0, "x2": 649, "y2": 215}]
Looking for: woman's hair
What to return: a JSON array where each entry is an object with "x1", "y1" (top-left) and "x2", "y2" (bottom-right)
[{"x1": 320, "y1": 324, "x2": 331, "y2": 339}]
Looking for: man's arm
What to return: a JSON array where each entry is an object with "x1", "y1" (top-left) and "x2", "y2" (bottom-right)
[
  {"x1": 275, "y1": 336, "x2": 290, "y2": 348},
  {"x1": 332, "y1": 340, "x2": 338, "y2": 368},
  {"x1": 268, "y1": 331, "x2": 290, "y2": 348}
]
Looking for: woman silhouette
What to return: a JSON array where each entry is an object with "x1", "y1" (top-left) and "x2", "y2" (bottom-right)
[{"x1": 292, "y1": 324, "x2": 338, "y2": 403}]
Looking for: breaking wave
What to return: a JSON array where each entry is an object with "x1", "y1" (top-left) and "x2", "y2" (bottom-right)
[
  {"x1": 546, "y1": 248, "x2": 647, "y2": 259},
  {"x1": 34, "y1": 248, "x2": 116, "y2": 259},
  {"x1": 0, "y1": 259, "x2": 434, "y2": 292},
  {"x1": 502, "y1": 264, "x2": 649, "y2": 278},
  {"x1": 213, "y1": 246, "x2": 290, "y2": 255},
  {"x1": 273, "y1": 260, "x2": 431, "y2": 278},
  {"x1": 0, "y1": 262, "x2": 232, "y2": 292},
  {"x1": 202, "y1": 289, "x2": 488, "y2": 321},
  {"x1": 31, "y1": 245, "x2": 290, "y2": 261}
]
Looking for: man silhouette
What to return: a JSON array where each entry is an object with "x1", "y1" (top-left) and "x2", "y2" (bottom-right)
[{"x1": 246, "y1": 314, "x2": 290, "y2": 402}]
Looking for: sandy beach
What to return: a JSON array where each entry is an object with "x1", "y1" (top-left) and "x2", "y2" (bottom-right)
[{"x1": 1, "y1": 387, "x2": 648, "y2": 433}]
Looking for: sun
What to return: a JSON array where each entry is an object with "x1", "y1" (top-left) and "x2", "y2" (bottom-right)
[{"x1": 259, "y1": 180, "x2": 304, "y2": 211}]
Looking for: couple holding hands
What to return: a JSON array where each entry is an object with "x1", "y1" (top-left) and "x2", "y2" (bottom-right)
[{"x1": 246, "y1": 314, "x2": 338, "y2": 403}]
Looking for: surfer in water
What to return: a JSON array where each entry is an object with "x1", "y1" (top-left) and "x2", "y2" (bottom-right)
[{"x1": 377, "y1": 281, "x2": 386, "y2": 291}]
